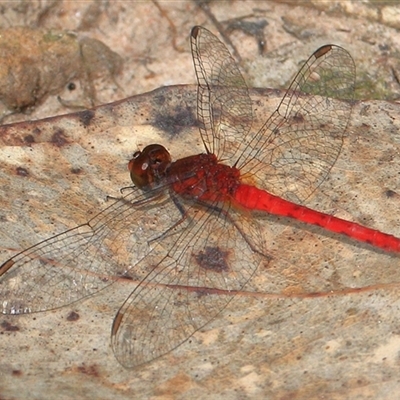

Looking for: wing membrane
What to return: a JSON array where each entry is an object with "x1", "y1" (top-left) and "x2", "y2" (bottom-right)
[
  {"x1": 239, "y1": 44, "x2": 356, "y2": 202},
  {"x1": 0, "y1": 187, "x2": 183, "y2": 314},
  {"x1": 111, "y1": 199, "x2": 267, "y2": 368},
  {"x1": 190, "y1": 26, "x2": 253, "y2": 161},
  {"x1": 191, "y1": 26, "x2": 356, "y2": 203}
]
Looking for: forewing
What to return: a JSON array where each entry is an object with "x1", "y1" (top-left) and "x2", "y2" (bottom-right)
[
  {"x1": 190, "y1": 26, "x2": 253, "y2": 161},
  {"x1": 0, "y1": 187, "x2": 183, "y2": 314},
  {"x1": 111, "y1": 200, "x2": 267, "y2": 369},
  {"x1": 238, "y1": 44, "x2": 356, "y2": 203}
]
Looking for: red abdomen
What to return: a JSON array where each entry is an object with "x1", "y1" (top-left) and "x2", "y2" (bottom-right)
[{"x1": 234, "y1": 184, "x2": 400, "y2": 253}]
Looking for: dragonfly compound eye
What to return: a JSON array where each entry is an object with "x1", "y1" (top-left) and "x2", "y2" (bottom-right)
[{"x1": 128, "y1": 144, "x2": 172, "y2": 189}]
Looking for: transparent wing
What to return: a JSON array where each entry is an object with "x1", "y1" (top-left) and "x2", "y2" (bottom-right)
[
  {"x1": 191, "y1": 25, "x2": 356, "y2": 203},
  {"x1": 237, "y1": 44, "x2": 356, "y2": 203},
  {"x1": 0, "y1": 187, "x2": 183, "y2": 314},
  {"x1": 190, "y1": 25, "x2": 253, "y2": 161},
  {"x1": 1, "y1": 177, "x2": 268, "y2": 369},
  {"x1": 111, "y1": 200, "x2": 267, "y2": 369}
]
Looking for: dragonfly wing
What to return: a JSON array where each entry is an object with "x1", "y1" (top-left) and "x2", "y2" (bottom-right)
[
  {"x1": 238, "y1": 44, "x2": 356, "y2": 203},
  {"x1": 111, "y1": 200, "x2": 268, "y2": 369},
  {"x1": 0, "y1": 187, "x2": 183, "y2": 314},
  {"x1": 190, "y1": 26, "x2": 253, "y2": 161}
]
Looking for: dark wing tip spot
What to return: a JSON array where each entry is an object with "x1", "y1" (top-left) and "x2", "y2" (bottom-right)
[
  {"x1": 191, "y1": 26, "x2": 200, "y2": 39},
  {"x1": 314, "y1": 45, "x2": 332, "y2": 59},
  {"x1": 0, "y1": 259, "x2": 15, "y2": 276}
]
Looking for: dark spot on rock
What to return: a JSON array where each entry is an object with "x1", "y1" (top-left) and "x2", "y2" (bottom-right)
[
  {"x1": 77, "y1": 364, "x2": 99, "y2": 377},
  {"x1": 153, "y1": 106, "x2": 197, "y2": 136},
  {"x1": 194, "y1": 246, "x2": 229, "y2": 272},
  {"x1": 118, "y1": 271, "x2": 133, "y2": 280},
  {"x1": 346, "y1": 308, "x2": 357, "y2": 316},
  {"x1": 154, "y1": 94, "x2": 165, "y2": 105},
  {"x1": 292, "y1": 113, "x2": 304, "y2": 123},
  {"x1": 16, "y1": 167, "x2": 29, "y2": 177},
  {"x1": 70, "y1": 167, "x2": 82, "y2": 174},
  {"x1": 32, "y1": 127, "x2": 41, "y2": 136},
  {"x1": 385, "y1": 189, "x2": 397, "y2": 198},
  {"x1": 24, "y1": 134, "x2": 35, "y2": 144},
  {"x1": 12, "y1": 369, "x2": 22, "y2": 376},
  {"x1": 66, "y1": 311, "x2": 80, "y2": 322},
  {"x1": 379, "y1": 43, "x2": 390, "y2": 52},
  {"x1": 51, "y1": 129, "x2": 68, "y2": 147},
  {"x1": 226, "y1": 19, "x2": 268, "y2": 54},
  {"x1": 78, "y1": 109, "x2": 95, "y2": 128},
  {"x1": 1, "y1": 320, "x2": 20, "y2": 332}
]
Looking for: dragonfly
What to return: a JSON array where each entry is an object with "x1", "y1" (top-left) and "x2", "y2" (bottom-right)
[{"x1": 1, "y1": 26, "x2": 398, "y2": 369}]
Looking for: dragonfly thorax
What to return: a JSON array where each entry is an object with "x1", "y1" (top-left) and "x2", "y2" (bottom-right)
[{"x1": 167, "y1": 153, "x2": 241, "y2": 203}]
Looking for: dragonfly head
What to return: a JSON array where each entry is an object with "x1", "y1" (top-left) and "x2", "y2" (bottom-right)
[{"x1": 128, "y1": 144, "x2": 172, "y2": 189}]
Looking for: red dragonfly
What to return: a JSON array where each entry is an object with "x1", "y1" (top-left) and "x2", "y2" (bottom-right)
[{"x1": 0, "y1": 26, "x2": 398, "y2": 369}]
